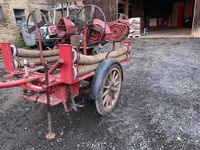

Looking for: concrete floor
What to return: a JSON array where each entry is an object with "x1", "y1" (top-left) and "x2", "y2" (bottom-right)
[
  {"x1": 142, "y1": 28, "x2": 192, "y2": 38},
  {"x1": 0, "y1": 38, "x2": 200, "y2": 150}
]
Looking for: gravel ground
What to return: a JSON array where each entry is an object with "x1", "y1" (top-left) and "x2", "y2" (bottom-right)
[{"x1": 1, "y1": 38, "x2": 200, "y2": 150}]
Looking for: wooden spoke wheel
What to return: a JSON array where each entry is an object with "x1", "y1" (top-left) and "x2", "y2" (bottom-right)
[
  {"x1": 91, "y1": 59, "x2": 123, "y2": 116},
  {"x1": 100, "y1": 66, "x2": 122, "y2": 112}
]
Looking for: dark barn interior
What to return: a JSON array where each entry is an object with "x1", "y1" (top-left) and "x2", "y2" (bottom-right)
[
  {"x1": 118, "y1": 0, "x2": 195, "y2": 37},
  {"x1": 143, "y1": 0, "x2": 194, "y2": 29}
]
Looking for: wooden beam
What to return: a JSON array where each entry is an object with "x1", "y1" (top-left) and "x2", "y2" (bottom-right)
[
  {"x1": 118, "y1": 0, "x2": 126, "y2": 4},
  {"x1": 124, "y1": 0, "x2": 129, "y2": 16},
  {"x1": 192, "y1": 0, "x2": 200, "y2": 37},
  {"x1": 118, "y1": 0, "x2": 133, "y2": 6}
]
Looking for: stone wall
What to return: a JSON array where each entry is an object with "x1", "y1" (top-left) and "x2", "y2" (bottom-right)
[{"x1": 0, "y1": 0, "x2": 54, "y2": 45}]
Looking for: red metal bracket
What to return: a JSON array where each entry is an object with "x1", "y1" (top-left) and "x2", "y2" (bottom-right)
[
  {"x1": 1, "y1": 43, "x2": 14, "y2": 73},
  {"x1": 59, "y1": 44, "x2": 74, "y2": 84}
]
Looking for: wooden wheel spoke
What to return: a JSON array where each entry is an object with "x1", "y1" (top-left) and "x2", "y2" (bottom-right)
[
  {"x1": 103, "y1": 94, "x2": 111, "y2": 107},
  {"x1": 111, "y1": 86, "x2": 119, "y2": 92},
  {"x1": 105, "y1": 74, "x2": 110, "y2": 85},
  {"x1": 111, "y1": 92, "x2": 115, "y2": 99},
  {"x1": 104, "y1": 85, "x2": 110, "y2": 89},
  {"x1": 113, "y1": 81, "x2": 120, "y2": 87},
  {"x1": 112, "y1": 71, "x2": 117, "y2": 82},
  {"x1": 105, "y1": 95, "x2": 112, "y2": 107},
  {"x1": 103, "y1": 94, "x2": 109, "y2": 106},
  {"x1": 105, "y1": 98, "x2": 109, "y2": 107},
  {"x1": 114, "y1": 74, "x2": 119, "y2": 82},
  {"x1": 109, "y1": 73, "x2": 112, "y2": 82},
  {"x1": 112, "y1": 70, "x2": 117, "y2": 78},
  {"x1": 102, "y1": 89, "x2": 109, "y2": 98}
]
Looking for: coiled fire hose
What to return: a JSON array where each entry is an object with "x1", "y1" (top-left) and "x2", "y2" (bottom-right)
[
  {"x1": 108, "y1": 20, "x2": 130, "y2": 42},
  {"x1": 88, "y1": 29, "x2": 104, "y2": 45},
  {"x1": 13, "y1": 46, "x2": 129, "y2": 76},
  {"x1": 57, "y1": 18, "x2": 76, "y2": 40}
]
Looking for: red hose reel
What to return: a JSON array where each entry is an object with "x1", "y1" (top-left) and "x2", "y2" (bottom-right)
[
  {"x1": 108, "y1": 20, "x2": 130, "y2": 42},
  {"x1": 57, "y1": 6, "x2": 130, "y2": 45},
  {"x1": 57, "y1": 18, "x2": 77, "y2": 42},
  {"x1": 86, "y1": 19, "x2": 130, "y2": 45}
]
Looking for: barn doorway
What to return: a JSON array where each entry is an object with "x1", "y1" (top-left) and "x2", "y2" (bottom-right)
[{"x1": 118, "y1": 0, "x2": 195, "y2": 38}]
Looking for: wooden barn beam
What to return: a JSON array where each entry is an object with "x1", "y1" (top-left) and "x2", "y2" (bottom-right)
[
  {"x1": 192, "y1": 0, "x2": 200, "y2": 37},
  {"x1": 124, "y1": 0, "x2": 129, "y2": 16}
]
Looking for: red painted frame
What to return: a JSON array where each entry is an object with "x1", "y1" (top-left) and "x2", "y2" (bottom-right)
[
  {"x1": 1, "y1": 43, "x2": 15, "y2": 73},
  {"x1": 0, "y1": 39, "x2": 131, "y2": 111}
]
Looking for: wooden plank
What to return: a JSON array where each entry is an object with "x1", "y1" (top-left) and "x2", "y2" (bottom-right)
[{"x1": 192, "y1": 0, "x2": 200, "y2": 37}]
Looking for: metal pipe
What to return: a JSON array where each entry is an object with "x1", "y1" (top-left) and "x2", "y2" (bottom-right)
[
  {"x1": 0, "y1": 77, "x2": 39, "y2": 88},
  {"x1": 37, "y1": 30, "x2": 45, "y2": 64},
  {"x1": 69, "y1": 85, "x2": 77, "y2": 111},
  {"x1": 44, "y1": 63, "x2": 55, "y2": 140},
  {"x1": 48, "y1": 58, "x2": 64, "y2": 75},
  {"x1": 29, "y1": 11, "x2": 45, "y2": 64}
]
